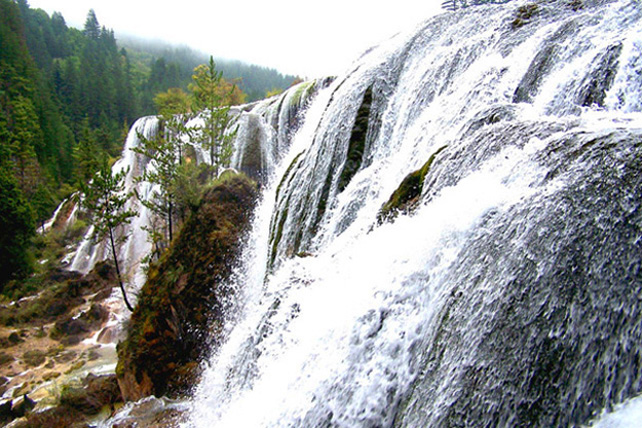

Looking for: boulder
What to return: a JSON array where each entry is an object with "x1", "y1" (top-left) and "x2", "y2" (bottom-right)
[
  {"x1": 51, "y1": 303, "x2": 108, "y2": 345},
  {"x1": 59, "y1": 374, "x2": 121, "y2": 415},
  {"x1": 11, "y1": 394, "x2": 35, "y2": 417},
  {"x1": 0, "y1": 399, "x2": 12, "y2": 422}
]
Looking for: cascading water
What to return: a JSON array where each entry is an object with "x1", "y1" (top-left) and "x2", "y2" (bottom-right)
[
  {"x1": 187, "y1": 0, "x2": 642, "y2": 426},
  {"x1": 65, "y1": 80, "x2": 320, "y2": 320},
  {"x1": 69, "y1": 116, "x2": 159, "y2": 296},
  {"x1": 231, "y1": 79, "x2": 329, "y2": 183}
]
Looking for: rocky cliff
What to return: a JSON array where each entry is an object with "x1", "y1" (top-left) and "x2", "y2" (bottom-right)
[{"x1": 116, "y1": 173, "x2": 258, "y2": 401}]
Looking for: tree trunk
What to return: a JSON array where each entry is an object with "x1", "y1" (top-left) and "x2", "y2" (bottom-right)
[
  {"x1": 109, "y1": 226, "x2": 134, "y2": 312},
  {"x1": 210, "y1": 135, "x2": 218, "y2": 179},
  {"x1": 168, "y1": 200, "x2": 173, "y2": 243}
]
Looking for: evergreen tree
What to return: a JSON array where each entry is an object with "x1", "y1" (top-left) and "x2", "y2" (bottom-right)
[
  {"x1": 132, "y1": 117, "x2": 181, "y2": 249},
  {"x1": 73, "y1": 118, "x2": 100, "y2": 186},
  {"x1": 83, "y1": 9, "x2": 101, "y2": 40},
  {"x1": 0, "y1": 164, "x2": 34, "y2": 288},
  {"x1": 83, "y1": 159, "x2": 137, "y2": 311},
  {"x1": 189, "y1": 57, "x2": 239, "y2": 177},
  {"x1": 0, "y1": 0, "x2": 294, "y2": 279},
  {"x1": 8, "y1": 95, "x2": 43, "y2": 194},
  {"x1": 132, "y1": 87, "x2": 195, "y2": 255}
]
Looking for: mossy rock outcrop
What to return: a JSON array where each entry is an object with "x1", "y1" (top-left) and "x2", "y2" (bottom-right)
[
  {"x1": 338, "y1": 86, "x2": 373, "y2": 192},
  {"x1": 11, "y1": 374, "x2": 122, "y2": 428},
  {"x1": 116, "y1": 174, "x2": 258, "y2": 401},
  {"x1": 378, "y1": 145, "x2": 447, "y2": 223},
  {"x1": 0, "y1": 262, "x2": 115, "y2": 327}
]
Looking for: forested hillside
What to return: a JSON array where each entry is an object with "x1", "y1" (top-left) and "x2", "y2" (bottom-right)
[
  {"x1": 0, "y1": 0, "x2": 298, "y2": 287},
  {"x1": 119, "y1": 36, "x2": 300, "y2": 109}
]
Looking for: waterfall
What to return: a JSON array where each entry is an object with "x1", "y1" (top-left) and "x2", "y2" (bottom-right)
[
  {"x1": 68, "y1": 116, "x2": 159, "y2": 298},
  {"x1": 65, "y1": 81, "x2": 321, "y2": 316},
  {"x1": 187, "y1": 0, "x2": 642, "y2": 427},
  {"x1": 231, "y1": 79, "x2": 330, "y2": 183}
]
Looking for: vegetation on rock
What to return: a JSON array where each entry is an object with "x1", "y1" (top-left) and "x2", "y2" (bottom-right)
[
  {"x1": 190, "y1": 56, "x2": 241, "y2": 177},
  {"x1": 134, "y1": 57, "x2": 243, "y2": 256},
  {"x1": 378, "y1": 145, "x2": 447, "y2": 223},
  {"x1": 511, "y1": 3, "x2": 539, "y2": 29},
  {"x1": 0, "y1": 259, "x2": 119, "y2": 427},
  {"x1": 338, "y1": 86, "x2": 373, "y2": 192},
  {"x1": 0, "y1": 1, "x2": 297, "y2": 287},
  {"x1": 116, "y1": 173, "x2": 258, "y2": 401},
  {"x1": 7, "y1": 374, "x2": 122, "y2": 427},
  {"x1": 0, "y1": 262, "x2": 114, "y2": 327}
]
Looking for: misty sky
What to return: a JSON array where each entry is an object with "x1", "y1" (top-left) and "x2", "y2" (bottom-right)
[{"x1": 27, "y1": 0, "x2": 442, "y2": 78}]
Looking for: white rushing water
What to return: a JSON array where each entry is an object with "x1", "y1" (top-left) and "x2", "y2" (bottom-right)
[
  {"x1": 187, "y1": 0, "x2": 642, "y2": 427},
  {"x1": 65, "y1": 80, "x2": 319, "y2": 333},
  {"x1": 589, "y1": 395, "x2": 642, "y2": 427},
  {"x1": 69, "y1": 116, "x2": 159, "y2": 292}
]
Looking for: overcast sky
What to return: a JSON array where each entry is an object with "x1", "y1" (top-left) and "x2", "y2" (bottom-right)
[{"x1": 27, "y1": 0, "x2": 443, "y2": 78}]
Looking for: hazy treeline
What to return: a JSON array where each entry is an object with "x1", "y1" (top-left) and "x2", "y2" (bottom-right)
[{"x1": 120, "y1": 36, "x2": 299, "y2": 104}]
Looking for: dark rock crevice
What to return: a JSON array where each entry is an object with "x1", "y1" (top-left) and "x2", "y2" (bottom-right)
[
  {"x1": 577, "y1": 43, "x2": 622, "y2": 107},
  {"x1": 337, "y1": 86, "x2": 374, "y2": 192}
]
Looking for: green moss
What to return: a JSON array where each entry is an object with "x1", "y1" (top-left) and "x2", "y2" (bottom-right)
[
  {"x1": 269, "y1": 153, "x2": 306, "y2": 269},
  {"x1": 117, "y1": 174, "x2": 258, "y2": 400},
  {"x1": 0, "y1": 265, "x2": 112, "y2": 328},
  {"x1": 311, "y1": 165, "x2": 335, "y2": 237},
  {"x1": 65, "y1": 219, "x2": 88, "y2": 242},
  {"x1": 269, "y1": 205, "x2": 289, "y2": 268},
  {"x1": 511, "y1": 3, "x2": 539, "y2": 29},
  {"x1": 289, "y1": 81, "x2": 316, "y2": 108},
  {"x1": 378, "y1": 145, "x2": 447, "y2": 223},
  {"x1": 0, "y1": 352, "x2": 14, "y2": 367},
  {"x1": 22, "y1": 350, "x2": 46, "y2": 367},
  {"x1": 275, "y1": 151, "x2": 304, "y2": 203},
  {"x1": 338, "y1": 86, "x2": 373, "y2": 192},
  {"x1": 568, "y1": 0, "x2": 583, "y2": 11}
]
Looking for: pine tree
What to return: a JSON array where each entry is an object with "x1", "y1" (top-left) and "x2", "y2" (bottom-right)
[
  {"x1": 73, "y1": 118, "x2": 100, "y2": 186},
  {"x1": 131, "y1": 117, "x2": 181, "y2": 248},
  {"x1": 83, "y1": 159, "x2": 137, "y2": 311},
  {"x1": 83, "y1": 9, "x2": 100, "y2": 40},
  {"x1": 0, "y1": 163, "x2": 34, "y2": 288},
  {"x1": 189, "y1": 56, "x2": 239, "y2": 177}
]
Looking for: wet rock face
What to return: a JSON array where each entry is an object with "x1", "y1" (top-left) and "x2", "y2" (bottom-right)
[
  {"x1": 60, "y1": 374, "x2": 122, "y2": 415},
  {"x1": 513, "y1": 44, "x2": 557, "y2": 103},
  {"x1": 395, "y1": 132, "x2": 642, "y2": 427},
  {"x1": 0, "y1": 394, "x2": 36, "y2": 425},
  {"x1": 10, "y1": 374, "x2": 123, "y2": 427},
  {"x1": 576, "y1": 43, "x2": 622, "y2": 107},
  {"x1": 377, "y1": 145, "x2": 448, "y2": 224},
  {"x1": 50, "y1": 303, "x2": 109, "y2": 346},
  {"x1": 237, "y1": 113, "x2": 268, "y2": 184},
  {"x1": 116, "y1": 174, "x2": 258, "y2": 401},
  {"x1": 108, "y1": 396, "x2": 188, "y2": 428},
  {"x1": 337, "y1": 86, "x2": 373, "y2": 192}
]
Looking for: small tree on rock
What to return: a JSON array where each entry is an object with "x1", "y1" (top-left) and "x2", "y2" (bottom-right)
[
  {"x1": 131, "y1": 89, "x2": 189, "y2": 248},
  {"x1": 83, "y1": 159, "x2": 137, "y2": 311},
  {"x1": 189, "y1": 57, "x2": 240, "y2": 177}
]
